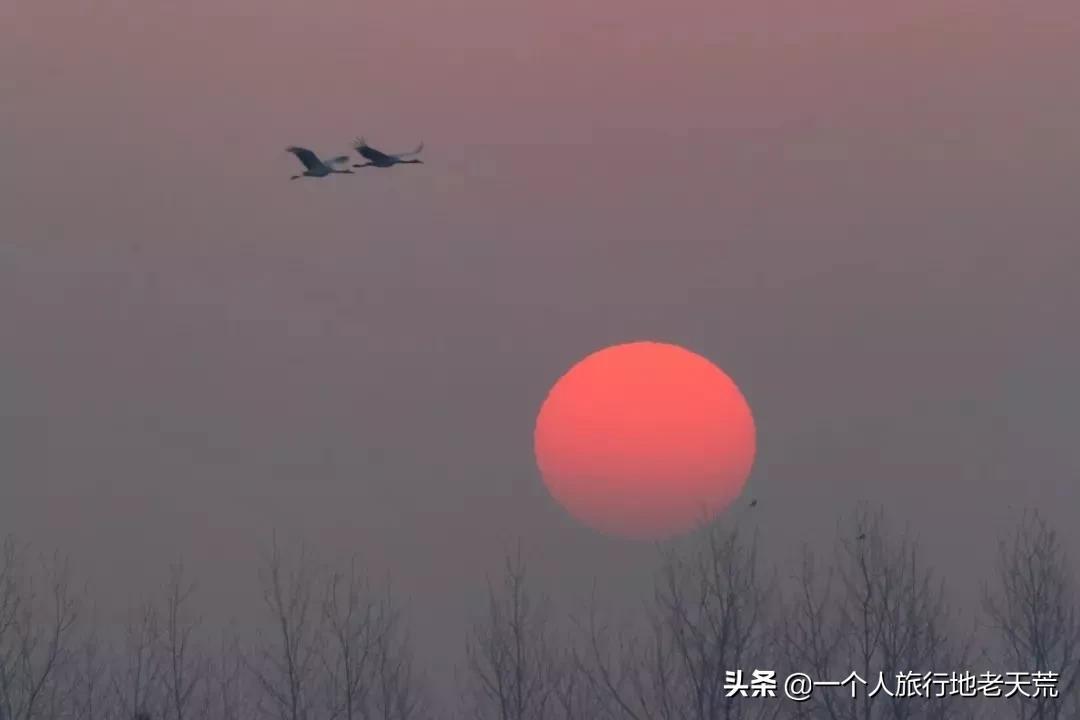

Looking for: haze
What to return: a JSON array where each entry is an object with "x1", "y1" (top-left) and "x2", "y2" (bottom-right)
[{"x1": 4, "y1": 0, "x2": 1080, "y2": 704}]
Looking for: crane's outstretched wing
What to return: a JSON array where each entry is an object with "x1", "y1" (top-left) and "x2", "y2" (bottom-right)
[
  {"x1": 326, "y1": 155, "x2": 350, "y2": 167},
  {"x1": 391, "y1": 141, "x2": 424, "y2": 159},
  {"x1": 352, "y1": 136, "x2": 376, "y2": 155},
  {"x1": 286, "y1": 146, "x2": 324, "y2": 171},
  {"x1": 354, "y1": 138, "x2": 394, "y2": 164}
]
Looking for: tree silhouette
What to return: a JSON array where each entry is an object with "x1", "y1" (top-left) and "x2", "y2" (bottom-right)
[
  {"x1": 0, "y1": 537, "x2": 81, "y2": 720},
  {"x1": 250, "y1": 535, "x2": 322, "y2": 720},
  {"x1": 321, "y1": 558, "x2": 425, "y2": 720},
  {"x1": 783, "y1": 506, "x2": 973, "y2": 720},
  {"x1": 983, "y1": 509, "x2": 1080, "y2": 720},
  {"x1": 464, "y1": 546, "x2": 561, "y2": 720},
  {"x1": 579, "y1": 523, "x2": 779, "y2": 720}
]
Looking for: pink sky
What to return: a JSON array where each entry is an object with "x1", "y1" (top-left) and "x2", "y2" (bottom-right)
[{"x1": 6, "y1": 0, "x2": 1080, "y2": 701}]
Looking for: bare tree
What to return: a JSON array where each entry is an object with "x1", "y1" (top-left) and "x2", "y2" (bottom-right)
[
  {"x1": 112, "y1": 599, "x2": 163, "y2": 720},
  {"x1": 320, "y1": 560, "x2": 379, "y2": 720},
  {"x1": 0, "y1": 536, "x2": 19, "y2": 720},
  {"x1": 780, "y1": 547, "x2": 845, "y2": 720},
  {"x1": 207, "y1": 626, "x2": 250, "y2": 720},
  {"x1": 160, "y1": 563, "x2": 207, "y2": 720},
  {"x1": 580, "y1": 523, "x2": 779, "y2": 720},
  {"x1": 549, "y1": 647, "x2": 604, "y2": 720},
  {"x1": 983, "y1": 509, "x2": 1080, "y2": 720},
  {"x1": 250, "y1": 535, "x2": 322, "y2": 720},
  {"x1": 783, "y1": 506, "x2": 972, "y2": 720},
  {"x1": 464, "y1": 546, "x2": 567, "y2": 720},
  {"x1": 367, "y1": 590, "x2": 426, "y2": 720},
  {"x1": 68, "y1": 616, "x2": 112, "y2": 720},
  {"x1": 319, "y1": 560, "x2": 424, "y2": 720},
  {"x1": 0, "y1": 539, "x2": 81, "y2": 720}
]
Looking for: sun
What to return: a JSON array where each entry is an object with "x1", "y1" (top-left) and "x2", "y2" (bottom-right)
[{"x1": 533, "y1": 341, "x2": 756, "y2": 540}]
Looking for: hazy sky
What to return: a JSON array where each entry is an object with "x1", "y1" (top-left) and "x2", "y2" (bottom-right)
[{"x1": 5, "y1": 0, "x2": 1080, "y2": 698}]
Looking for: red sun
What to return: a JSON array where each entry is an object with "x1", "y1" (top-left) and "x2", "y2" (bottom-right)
[{"x1": 533, "y1": 341, "x2": 756, "y2": 540}]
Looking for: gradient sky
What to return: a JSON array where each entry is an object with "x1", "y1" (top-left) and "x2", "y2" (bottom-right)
[{"x1": 5, "y1": 0, "x2": 1080, "y2": 699}]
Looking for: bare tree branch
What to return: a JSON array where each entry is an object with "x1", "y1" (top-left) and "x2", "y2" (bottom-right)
[
  {"x1": 782, "y1": 506, "x2": 972, "y2": 720},
  {"x1": 68, "y1": 615, "x2": 110, "y2": 720},
  {"x1": 249, "y1": 534, "x2": 322, "y2": 720},
  {"x1": 0, "y1": 541, "x2": 81, "y2": 720},
  {"x1": 579, "y1": 524, "x2": 778, "y2": 720},
  {"x1": 208, "y1": 625, "x2": 250, "y2": 720},
  {"x1": 983, "y1": 509, "x2": 1080, "y2": 720},
  {"x1": 464, "y1": 545, "x2": 564, "y2": 720},
  {"x1": 113, "y1": 598, "x2": 163, "y2": 720},
  {"x1": 368, "y1": 585, "x2": 426, "y2": 720},
  {"x1": 161, "y1": 562, "x2": 206, "y2": 720}
]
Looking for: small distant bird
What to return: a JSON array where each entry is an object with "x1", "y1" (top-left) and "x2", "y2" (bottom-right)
[
  {"x1": 286, "y1": 147, "x2": 354, "y2": 180},
  {"x1": 749, "y1": 499, "x2": 758, "y2": 508},
  {"x1": 352, "y1": 137, "x2": 424, "y2": 168},
  {"x1": 856, "y1": 532, "x2": 867, "y2": 540}
]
